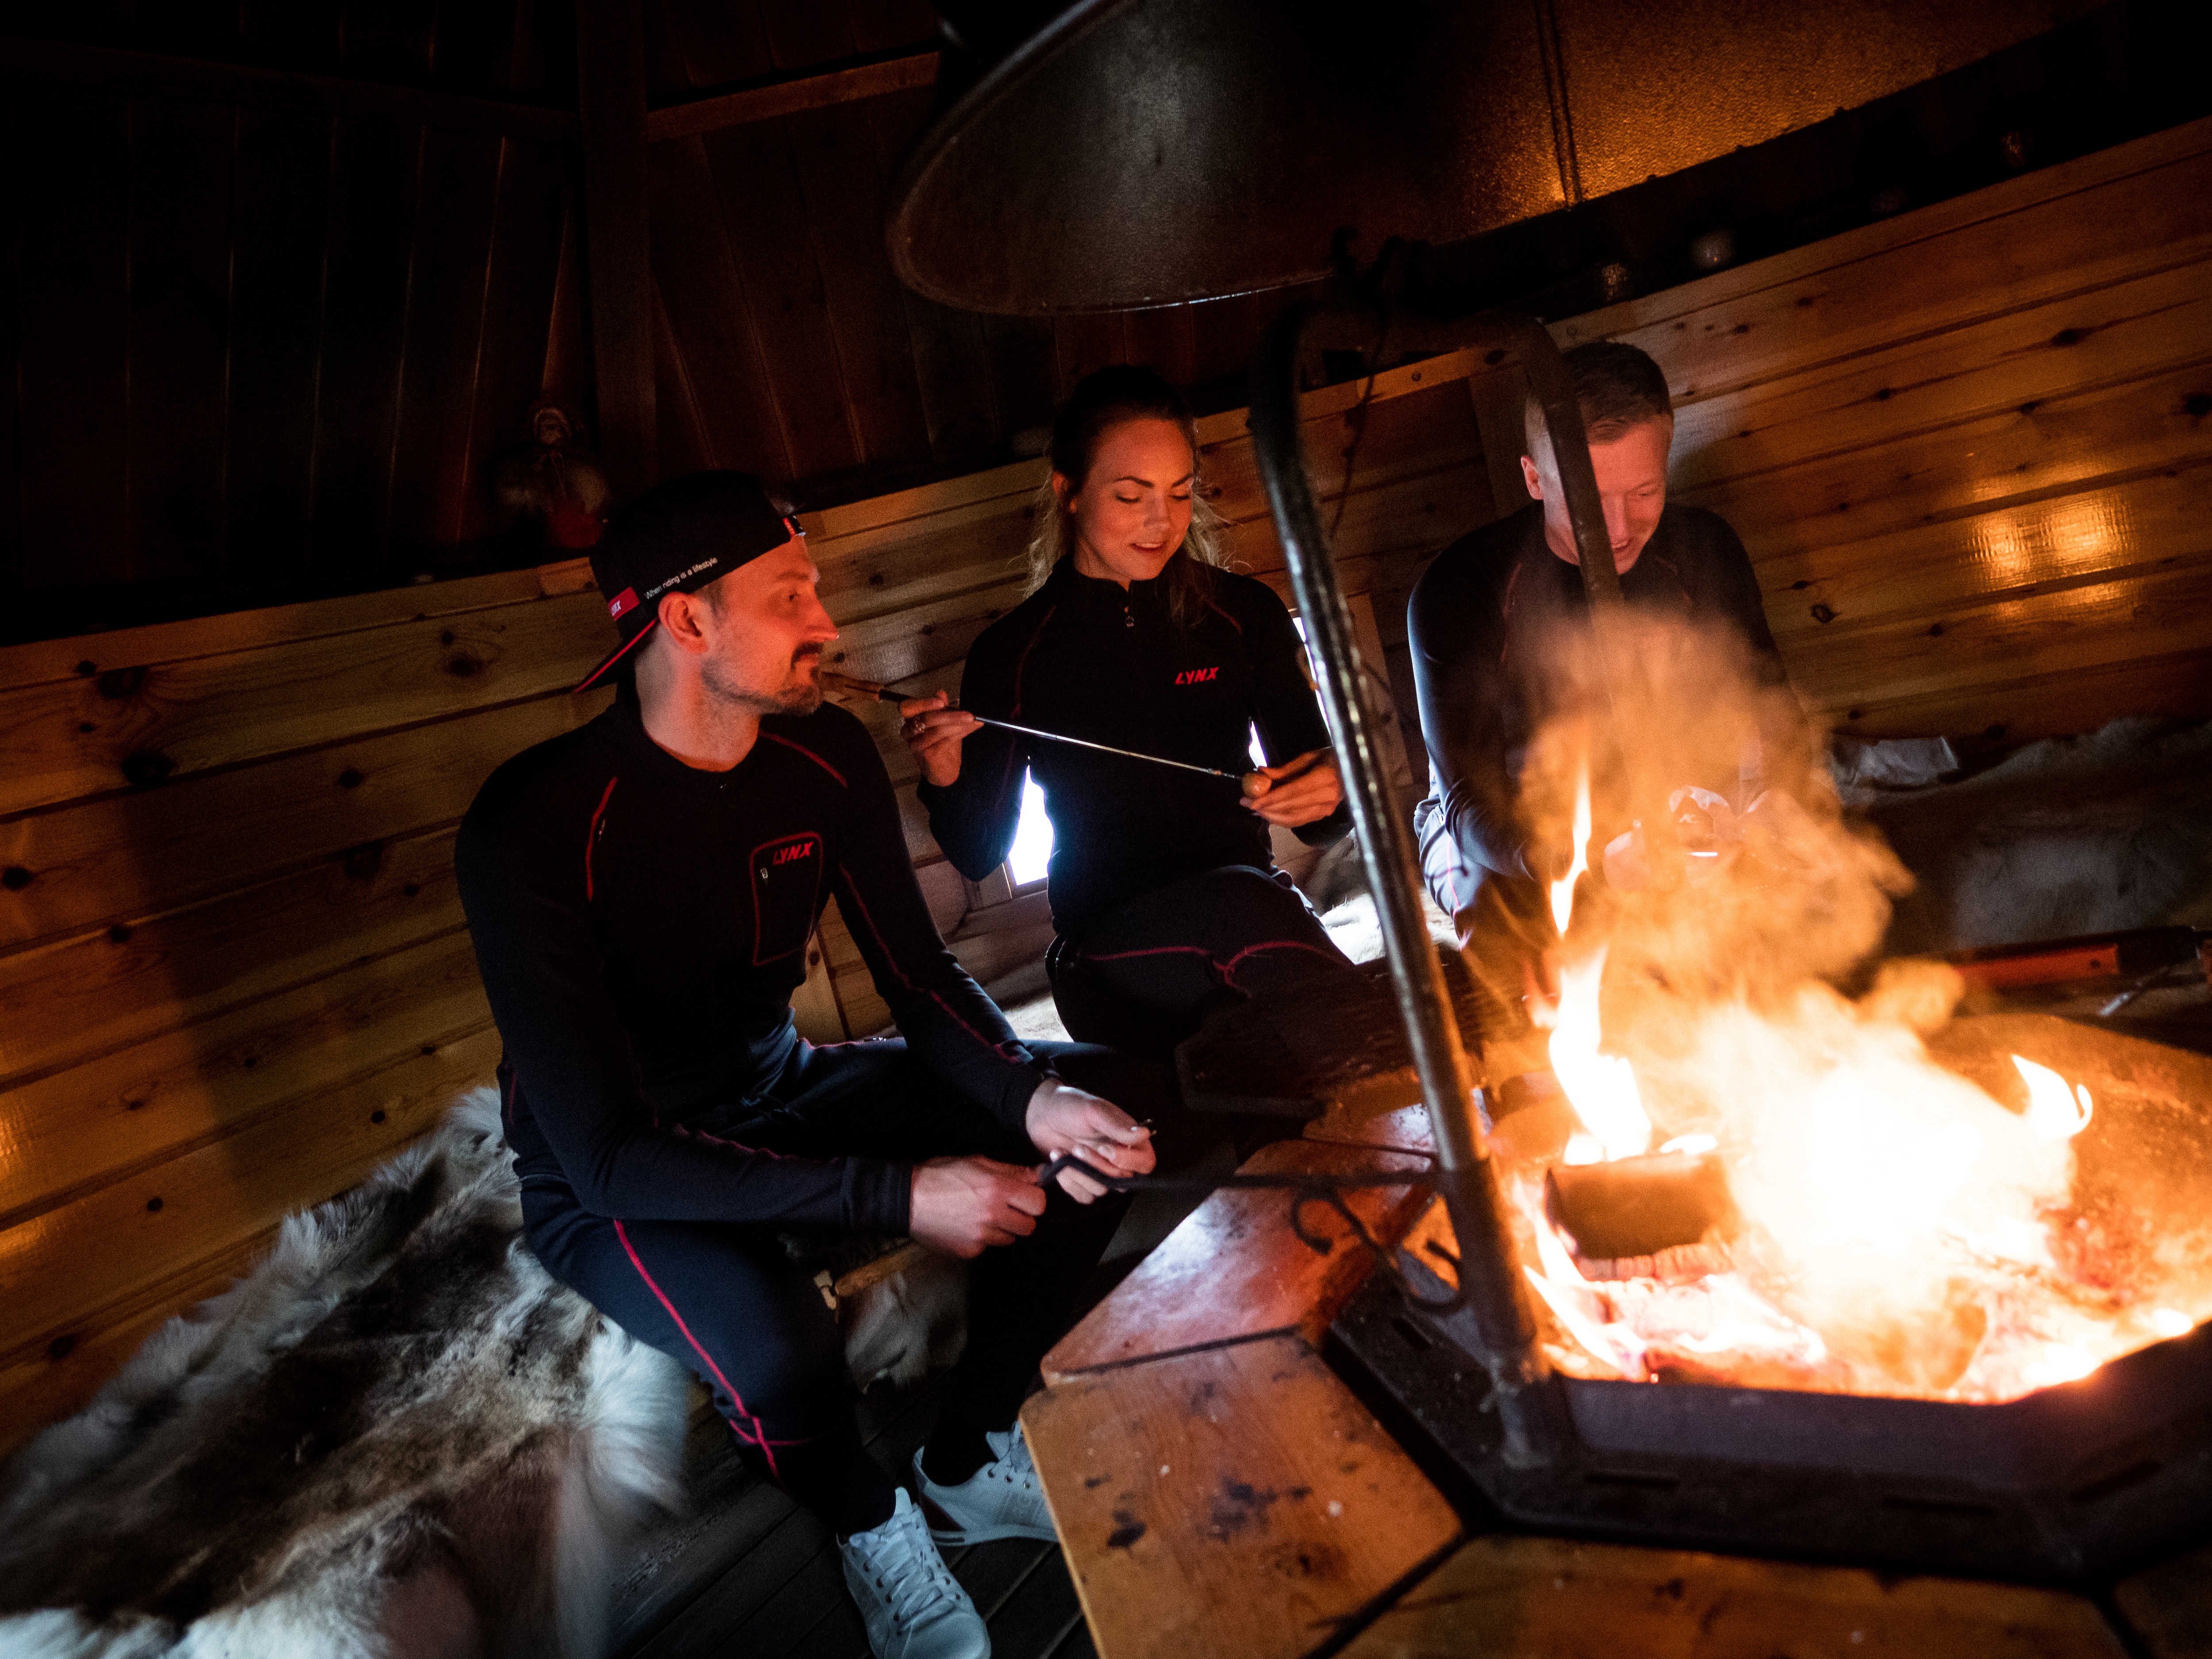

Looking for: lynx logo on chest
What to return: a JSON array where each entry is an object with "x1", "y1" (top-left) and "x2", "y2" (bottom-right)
[{"x1": 1174, "y1": 666, "x2": 1221, "y2": 685}]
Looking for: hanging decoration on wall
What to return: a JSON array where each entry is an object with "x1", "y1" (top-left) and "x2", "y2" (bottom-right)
[{"x1": 493, "y1": 397, "x2": 609, "y2": 552}]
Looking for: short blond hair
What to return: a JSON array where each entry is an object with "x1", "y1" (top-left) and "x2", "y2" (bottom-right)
[{"x1": 1525, "y1": 340, "x2": 1674, "y2": 455}]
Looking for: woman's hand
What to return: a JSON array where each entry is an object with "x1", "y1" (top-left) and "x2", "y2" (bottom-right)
[
  {"x1": 899, "y1": 691, "x2": 981, "y2": 788},
  {"x1": 1242, "y1": 748, "x2": 1344, "y2": 829},
  {"x1": 1024, "y1": 1079, "x2": 1156, "y2": 1202}
]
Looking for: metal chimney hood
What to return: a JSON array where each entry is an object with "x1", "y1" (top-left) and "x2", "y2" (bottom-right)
[{"x1": 887, "y1": 0, "x2": 2089, "y2": 314}]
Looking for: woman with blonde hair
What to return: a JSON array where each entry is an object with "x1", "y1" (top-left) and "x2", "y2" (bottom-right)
[{"x1": 902, "y1": 365, "x2": 1355, "y2": 1060}]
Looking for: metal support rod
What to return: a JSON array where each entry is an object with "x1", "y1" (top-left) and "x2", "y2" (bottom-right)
[{"x1": 1249, "y1": 300, "x2": 1571, "y2": 1466}]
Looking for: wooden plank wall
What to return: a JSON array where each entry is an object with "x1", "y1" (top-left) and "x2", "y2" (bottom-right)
[
  {"x1": 1536, "y1": 113, "x2": 2212, "y2": 741},
  {"x1": 638, "y1": 1, "x2": 1319, "y2": 499},
  {"x1": 0, "y1": 563, "x2": 611, "y2": 1452},
  {"x1": 0, "y1": 1, "x2": 579, "y2": 622},
  {"x1": 0, "y1": 354, "x2": 1485, "y2": 1454}
]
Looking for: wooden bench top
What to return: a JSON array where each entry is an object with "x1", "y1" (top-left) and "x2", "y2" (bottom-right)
[
  {"x1": 1042, "y1": 1138, "x2": 1433, "y2": 1381},
  {"x1": 1022, "y1": 1334, "x2": 1461, "y2": 1659}
]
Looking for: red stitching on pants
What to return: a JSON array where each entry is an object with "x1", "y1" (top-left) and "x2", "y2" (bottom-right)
[{"x1": 613, "y1": 1218, "x2": 782, "y2": 1482}]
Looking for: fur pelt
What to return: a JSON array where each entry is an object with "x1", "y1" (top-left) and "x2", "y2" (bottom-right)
[
  {"x1": 0, "y1": 1090, "x2": 974, "y2": 1658},
  {"x1": 0, "y1": 1093, "x2": 679, "y2": 1659},
  {"x1": 1848, "y1": 717, "x2": 2212, "y2": 955},
  {"x1": 825, "y1": 1247, "x2": 968, "y2": 1393}
]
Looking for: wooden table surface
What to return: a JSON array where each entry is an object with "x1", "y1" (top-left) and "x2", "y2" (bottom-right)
[{"x1": 1022, "y1": 1114, "x2": 2206, "y2": 1659}]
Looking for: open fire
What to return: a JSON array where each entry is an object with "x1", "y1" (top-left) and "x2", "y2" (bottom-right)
[{"x1": 1510, "y1": 760, "x2": 2207, "y2": 1407}]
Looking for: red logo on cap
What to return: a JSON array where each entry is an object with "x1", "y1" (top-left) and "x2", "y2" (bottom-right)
[{"x1": 608, "y1": 587, "x2": 640, "y2": 620}]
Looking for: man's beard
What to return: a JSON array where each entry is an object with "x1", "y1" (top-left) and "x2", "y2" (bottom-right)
[{"x1": 703, "y1": 649, "x2": 823, "y2": 716}]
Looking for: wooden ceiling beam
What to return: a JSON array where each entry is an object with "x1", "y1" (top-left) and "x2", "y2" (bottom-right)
[
  {"x1": 0, "y1": 32, "x2": 578, "y2": 142},
  {"x1": 644, "y1": 49, "x2": 937, "y2": 144}
]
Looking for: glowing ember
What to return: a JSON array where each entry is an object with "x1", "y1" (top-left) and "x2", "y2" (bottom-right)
[{"x1": 2018, "y1": 1344, "x2": 2098, "y2": 1389}]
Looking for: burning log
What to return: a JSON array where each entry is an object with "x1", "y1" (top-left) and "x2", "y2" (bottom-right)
[{"x1": 1544, "y1": 1151, "x2": 1741, "y2": 1280}]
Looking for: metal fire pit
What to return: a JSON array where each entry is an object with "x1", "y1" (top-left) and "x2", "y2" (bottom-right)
[
  {"x1": 1236, "y1": 289, "x2": 2212, "y2": 1585},
  {"x1": 1331, "y1": 1013, "x2": 2212, "y2": 1583}
]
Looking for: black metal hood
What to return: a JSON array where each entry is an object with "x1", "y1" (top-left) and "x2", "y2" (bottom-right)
[{"x1": 888, "y1": 0, "x2": 2091, "y2": 314}]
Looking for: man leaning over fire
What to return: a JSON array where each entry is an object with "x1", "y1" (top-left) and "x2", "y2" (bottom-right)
[
  {"x1": 457, "y1": 472, "x2": 1162, "y2": 1659},
  {"x1": 1408, "y1": 342, "x2": 1801, "y2": 1118}
]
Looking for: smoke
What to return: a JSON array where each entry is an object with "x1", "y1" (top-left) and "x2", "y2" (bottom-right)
[
  {"x1": 1512, "y1": 611, "x2": 1910, "y2": 1010},
  {"x1": 1501, "y1": 620, "x2": 2136, "y2": 1400}
]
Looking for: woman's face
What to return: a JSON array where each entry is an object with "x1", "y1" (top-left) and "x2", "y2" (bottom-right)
[{"x1": 1058, "y1": 417, "x2": 1195, "y2": 588}]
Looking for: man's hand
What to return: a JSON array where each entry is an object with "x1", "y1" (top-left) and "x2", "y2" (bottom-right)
[
  {"x1": 1024, "y1": 1079, "x2": 1156, "y2": 1202},
  {"x1": 1603, "y1": 787, "x2": 1743, "y2": 892},
  {"x1": 1241, "y1": 749, "x2": 1344, "y2": 829},
  {"x1": 899, "y1": 691, "x2": 981, "y2": 788},
  {"x1": 909, "y1": 1156, "x2": 1049, "y2": 1258}
]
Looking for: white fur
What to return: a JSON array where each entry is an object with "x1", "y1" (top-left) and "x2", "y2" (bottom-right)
[
  {"x1": 1851, "y1": 717, "x2": 2212, "y2": 952},
  {"x1": 0, "y1": 1087, "x2": 976, "y2": 1658},
  {"x1": 0, "y1": 1089, "x2": 689, "y2": 1659},
  {"x1": 841, "y1": 1255, "x2": 969, "y2": 1392}
]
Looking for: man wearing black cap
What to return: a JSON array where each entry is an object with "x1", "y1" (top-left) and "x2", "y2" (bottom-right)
[{"x1": 457, "y1": 472, "x2": 1158, "y2": 1659}]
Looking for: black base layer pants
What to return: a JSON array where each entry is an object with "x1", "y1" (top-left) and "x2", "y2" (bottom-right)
[
  {"x1": 1049, "y1": 864, "x2": 1356, "y2": 1061},
  {"x1": 1413, "y1": 796, "x2": 1553, "y2": 1045},
  {"x1": 520, "y1": 1038, "x2": 1162, "y2": 1535}
]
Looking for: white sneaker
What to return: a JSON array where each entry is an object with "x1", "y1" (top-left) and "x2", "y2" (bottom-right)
[
  {"x1": 841, "y1": 1488, "x2": 990, "y2": 1659},
  {"x1": 913, "y1": 1423, "x2": 1057, "y2": 1545}
]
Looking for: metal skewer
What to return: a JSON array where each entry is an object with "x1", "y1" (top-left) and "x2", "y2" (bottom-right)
[
  {"x1": 967, "y1": 714, "x2": 1246, "y2": 781},
  {"x1": 820, "y1": 668, "x2": 1279, "y2": 790}
]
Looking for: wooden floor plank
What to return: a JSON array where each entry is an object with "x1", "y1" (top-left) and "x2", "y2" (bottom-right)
[
  {"x1": 1333, "y1": 1535, "x2": 2129, "y2": 1659},
  {"x1": 716, "y1": 1534, "x2": 849, "y2": 1659},
  {"x1": 787, "y1": 1597, "x2": 869, "y2": 1659},
  {"x1": 612, "y1": 1454, "x2": 781, "y2": 1657},
  {"x1": 615, "y1": 1375, "x2": 945, "y2": 1658},
  {"x1": 954, "y1": 1538, "x2": 1057, "y2": 1622},
  {"x1": 984, "y1": 1541, "x2": 1086, "y2": 1659},
  {"x1": 1022, "y1": 1335, "x2": 1461, "y2": 1659},
  {"x1": 663, "y1": 1505, "x2": 828, "y2": 1659}
]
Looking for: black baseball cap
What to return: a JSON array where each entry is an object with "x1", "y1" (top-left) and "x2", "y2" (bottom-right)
[{"x1": 574, "y1": 471, "x2": 804, "y2": 693}]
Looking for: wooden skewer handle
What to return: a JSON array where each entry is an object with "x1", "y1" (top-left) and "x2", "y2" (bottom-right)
[{"x1": 818, "y1": 669, "x2": 908, "y2": 705}]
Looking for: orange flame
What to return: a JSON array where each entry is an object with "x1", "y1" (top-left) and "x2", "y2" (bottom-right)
[
  {"x1": 1545, "y1": 947, "x2": 1651, "y2": 1163},
  {"x1": 1507, "y1": 971, "x2": 2180, "y2": 1400},
  {"x1": 1550, "y1": 764, "x2": 1592, "y2": 937},
  {"x1": 2013, "y1": 1054, "x2": 2093, "y2": 1140}
]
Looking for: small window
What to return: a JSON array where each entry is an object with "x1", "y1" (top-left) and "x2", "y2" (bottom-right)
[{"x1": 1007, "y1": 770, "x2": 1054, "y2": 889}]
